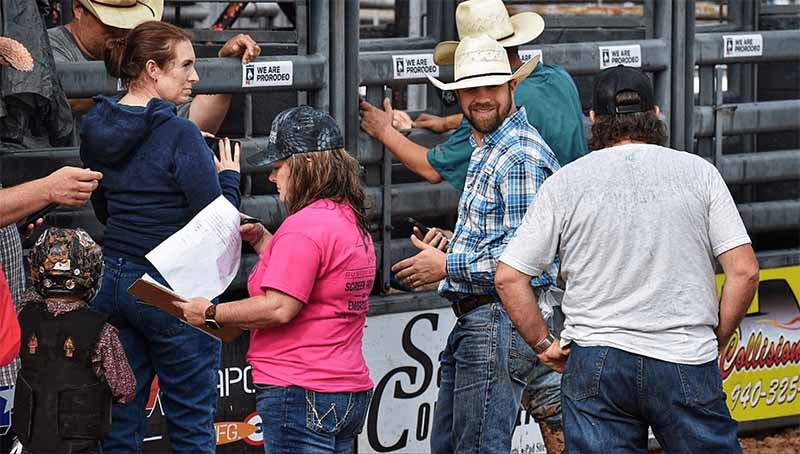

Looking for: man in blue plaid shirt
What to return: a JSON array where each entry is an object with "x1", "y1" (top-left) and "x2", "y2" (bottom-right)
[{"x1": 391, "y1": 35, "x2": 563, "y2": 453}]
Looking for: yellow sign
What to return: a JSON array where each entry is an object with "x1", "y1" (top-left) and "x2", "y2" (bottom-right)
[{"x1": 717, "y1": 265, "x2": 800, "y2": 422}]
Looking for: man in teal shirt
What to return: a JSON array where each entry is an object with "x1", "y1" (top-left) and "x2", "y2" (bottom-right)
[
  {"x1": 425, "y1": 60, "x2": 587, "y2": 191},
  {"x1": 361, "y1": 38, "x2": 587, "y2": 191}
]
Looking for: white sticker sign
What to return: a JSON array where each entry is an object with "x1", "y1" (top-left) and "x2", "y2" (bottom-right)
[
  {"x1": 599, "y1": 44, "x2": 642, "y2": 69},
  {"x1": 242, "y1": 61, "x2": 293, "y2": 87},
  {"x1": 723, "y1": 34, "x2": 763, "y2": 58},
  {"x1": 519, "y1": 49, "x2": 543, "y2": 64},
  {"x1": 392, "y1": 54, "x2": 439, "y2": 80}
]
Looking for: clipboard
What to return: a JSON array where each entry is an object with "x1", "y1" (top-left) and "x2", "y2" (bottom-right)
[{"x1": 127, "y1": 278, "x2": 243, "y2": 343}]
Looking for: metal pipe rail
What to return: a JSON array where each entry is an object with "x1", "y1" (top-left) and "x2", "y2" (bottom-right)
[
  {"x1": 718, "y1": 150, "x2": 800, "y2": 185},
  {"x1": 694, "y1": 100, "x2": 800, "y2": 137},
  {"x1": 358, "y1": 39, "x2": 670, "y2": 85},
  {"x1": 56, "y1": 55, "x2": 327, "y2": 97},
  {"x1": 695, "y1": 29, "x2": 800, "y2": 65}
]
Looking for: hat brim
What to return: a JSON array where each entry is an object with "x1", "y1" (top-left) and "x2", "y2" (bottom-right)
[
  {"x1": 79, "y1": 0, "x2": 162, "y2": 29},
  {"x1": 0, "y1": 37, "x2": 33, "y2": 72},
  {"x1": 427, "y1": 53, "x2": 539, "y2": 91},
  {"x1": 433, "y1": 12, "x2": 545, "y2": 65},
  {"x1": 246, "y1": 142, "x2": 289, "y2": 168}
]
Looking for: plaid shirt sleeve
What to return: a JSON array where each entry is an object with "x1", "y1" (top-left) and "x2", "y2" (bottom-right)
[{"x1": 446, "y1": 153, "x2": 548, "y2": 290}]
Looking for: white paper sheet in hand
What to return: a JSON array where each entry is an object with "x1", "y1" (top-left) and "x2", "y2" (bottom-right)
[{"x1": 145, "y1": 195, "x2": 242, "y2": 300}]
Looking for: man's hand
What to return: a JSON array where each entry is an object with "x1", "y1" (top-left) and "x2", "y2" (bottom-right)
[
  {"x1": 44, "y1": 167, "x2": 103, "y2": 206},
  {"x1": 360, "y1": 98, "x2": 395, "y2": 142},
  {"x1": 173, "y1": 297, "x2": 212, "y2": 327},
  {"x1": 537, "y1": 340, "x2": 570, "y2": 373},
  {"x1": 391, "y1": 235, "x2": 447, "y2": 289},
  {"x1": 392, "y1": 110, "x2": 414, "y2": 130},
  {"x1": 218, "y1": 34, "x2": 261, "y2": 64},
  {"x1": 414, "y1": 113, "x2": 451, "y2": 133},
  {"x1": 414, "y1": 226, "x2": 450, "y2": 252}
]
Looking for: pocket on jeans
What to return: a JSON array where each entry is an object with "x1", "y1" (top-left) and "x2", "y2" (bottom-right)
[
  {"x1": 455, "y1": 303, "x2": 493, "y2": 332},
  {"x1": 676, "y1": 360, "x2": 727, "y2": 408},
  {"x1": 509, "y1": 327, "x2": 536, "y2": 384},
  {"x1": 139, "y1": 302, "x2": 188, "y2": 336},
  {"x1": 304, "y1": 390, "x2": 357, "y2": 436},
  {"x1": 561, "y1": 346, "x2": 608, "y2": 401}
]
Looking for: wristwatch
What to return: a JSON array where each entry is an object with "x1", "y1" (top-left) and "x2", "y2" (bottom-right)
[
  {"x1": 204, "y1": 304, "x2": 222, "y2": 330},
  {"x1": 533, "y1": 333, "x2": 556, "y2": 354}
]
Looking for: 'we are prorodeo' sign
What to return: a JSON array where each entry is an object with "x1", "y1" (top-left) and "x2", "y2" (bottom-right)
[
  {"x1": 723, "y1": 34, "x2": 764, "y2": 59},
  {"x1": 392, "y1": 54, "x2": 439, "y2": 80},
  {"x1": 599, "y1": 44, "x2": 642, "y2": 69},
  {"x1": 242, "y1": 61, "x2": 293, "y2": 87}
]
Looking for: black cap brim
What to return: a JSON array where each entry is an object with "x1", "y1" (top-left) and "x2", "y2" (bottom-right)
[{"x1": 246, "y1": 142, "x2": 290, "y2": 168}]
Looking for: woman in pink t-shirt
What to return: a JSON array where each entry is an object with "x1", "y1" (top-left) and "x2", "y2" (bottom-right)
[{"x1": 177, "y1": 106, "x2": 376, "y2": 454}]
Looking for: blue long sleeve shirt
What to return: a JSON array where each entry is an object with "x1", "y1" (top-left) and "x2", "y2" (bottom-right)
[{"x1": 80, "y1": 96, "x2": 241, "y2": 262}]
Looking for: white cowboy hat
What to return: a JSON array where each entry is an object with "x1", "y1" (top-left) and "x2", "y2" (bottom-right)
[
  {"x1": 427, "y1": 34, "x2": 539, "y2": 92},
  {"x1": 76, "y1": 0, "x2": 163, "y2": 29},
  {"x1": 434, "y1": 0, "x2": 545, "y2": 65},
  {"x1": 0, "y1": 37, "x2": 33, "y2": 72}
]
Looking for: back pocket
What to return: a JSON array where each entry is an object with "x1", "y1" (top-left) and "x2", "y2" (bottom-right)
[{"x1": 561, "y1": 346, "x2": 609, "y2": 401}]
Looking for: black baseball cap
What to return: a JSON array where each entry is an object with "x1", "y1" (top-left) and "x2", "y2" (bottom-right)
[
  {"x1": 592, "y1": 65, "x2": 656, "y2": 116},
  {"x1": 248, "y1": 105, "x2": 344, "y2": 167}
]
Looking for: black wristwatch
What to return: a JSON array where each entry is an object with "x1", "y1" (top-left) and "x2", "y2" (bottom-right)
[{"x1": 205, "y1": 304, "x2": 222, "y2": 330}]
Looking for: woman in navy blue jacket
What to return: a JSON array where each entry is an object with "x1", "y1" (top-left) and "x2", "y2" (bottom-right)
[{"x1": 80, "y1": 21, "x2": 240, "y2": 453}]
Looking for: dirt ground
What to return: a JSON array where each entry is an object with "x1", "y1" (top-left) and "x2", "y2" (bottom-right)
[
  {"x1": 739, "y1": 426, "x2": 800, "y2": 454},
  {"x1": 651, "y1": 426, "x2": 800, "y2": 453}
]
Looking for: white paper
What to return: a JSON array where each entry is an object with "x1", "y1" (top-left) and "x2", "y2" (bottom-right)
[{"x1": 145, "y1": 195, "x2": 241, "y2": 300}]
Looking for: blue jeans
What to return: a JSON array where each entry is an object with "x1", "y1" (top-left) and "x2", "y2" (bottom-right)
[
  {"x1": 91, "y1": 257, "x2": 221, "y2": 453},
  {"x1": 254, "y1": 384, "x2": 372, "y2": 454},
  {"x1": 562, "y1": 344, "x2": 741, "y2": 453},
  {"x1": 521, "y1": 346, "x2": 563, "y2": 426},
  {"x1": 431, "y1": 302, "x2": 558, "y2": 454}
]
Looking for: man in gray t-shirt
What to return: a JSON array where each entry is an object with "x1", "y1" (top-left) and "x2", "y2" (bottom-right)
[
  {"x1": 495, "y1": 67, "x2": 759, "y2": 453},
  {"x1": 50, "y1": 0, "x2": 261, "y2": 134}
]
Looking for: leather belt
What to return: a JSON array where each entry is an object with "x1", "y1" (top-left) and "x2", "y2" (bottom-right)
[{"x1": 450, "y1": 295, "x2": 495, "y2": 318}]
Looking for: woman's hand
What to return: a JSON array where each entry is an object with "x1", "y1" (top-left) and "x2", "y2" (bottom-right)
[
  {"x1": 173, "y1": 297, "x2": 212, "y2": 327},
  {"x1": 214, "y1": 137, "x2": 240, "y2": 173},
  {"x1": 240, "y1": 220, "x2": 271, "y2": 254}
]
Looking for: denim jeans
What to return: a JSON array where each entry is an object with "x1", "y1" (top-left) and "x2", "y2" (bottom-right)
[
  {"x1": 91, "y1": 257, "x2": 221, "y2": 453},
  {"x1": 431, "y1": 302, "x2": 559, "y2": 454},
  {"x1": 254, "y1": 384, "x2": 372, "y2": 454},
  {"x1": 562, "y1": 344, "x2": 741, "y2": 453},
  {"x1": 521, "y1": 313, "x2": 563, "y2": 427}
]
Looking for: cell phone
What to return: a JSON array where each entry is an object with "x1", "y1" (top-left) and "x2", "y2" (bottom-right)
[
  {"x1": 406, "y1": 217, "x2": 430, "y2": 236},
  {"x1": 240, "y1": 217, "x2": 263, "y2": 225},
  {"x1": 204, "y1": 136, "x2": 241, "y2": 160},
  {"x1": 18, "y1": 204, "x2": 57, "y2": 234}
]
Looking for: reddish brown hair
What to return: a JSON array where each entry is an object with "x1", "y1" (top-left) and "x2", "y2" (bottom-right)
[{"x1": 104, "y1": 21, "x2": 192, "y2": 89}]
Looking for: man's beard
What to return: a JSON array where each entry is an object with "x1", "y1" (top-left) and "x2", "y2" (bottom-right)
[{"x1": 462, "y1": 93, "x2": 512, "y2": 134}]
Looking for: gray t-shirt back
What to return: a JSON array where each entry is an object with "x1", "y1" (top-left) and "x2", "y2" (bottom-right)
[{"x1": 500, "y1": 144, "x2": 751, "y2": 364}]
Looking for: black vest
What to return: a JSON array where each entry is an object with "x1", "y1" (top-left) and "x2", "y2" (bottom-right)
[{"x1": 12, "y1": 303, "x2": 112, "y2": 453}]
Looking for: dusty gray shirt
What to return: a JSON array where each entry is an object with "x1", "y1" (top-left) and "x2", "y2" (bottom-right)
[{"x1": 501, "y1": 144, "x2": 751, "y2": 364}]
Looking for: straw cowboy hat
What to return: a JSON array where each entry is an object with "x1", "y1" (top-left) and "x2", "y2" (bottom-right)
[
  {"x1": 427, "y1": 34, "x2": 539, "y2": 92},
  {"x1": 0, "y1": 37, "x2": 33, "y2": 72},
  {"x1": 434, "y1": 0, "x2": 545, "y2": 65},
  {"x1": 76, "y1": 0, "x2": 164, "y2": 29}
]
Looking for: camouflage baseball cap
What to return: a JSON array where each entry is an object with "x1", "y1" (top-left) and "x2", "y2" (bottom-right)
[
  {"x1": 248, "y1": 106, "x2": 344, "y2": 168},
  {"x1": 29, "y1": 228, "x2": 103, "y2": 302}
]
